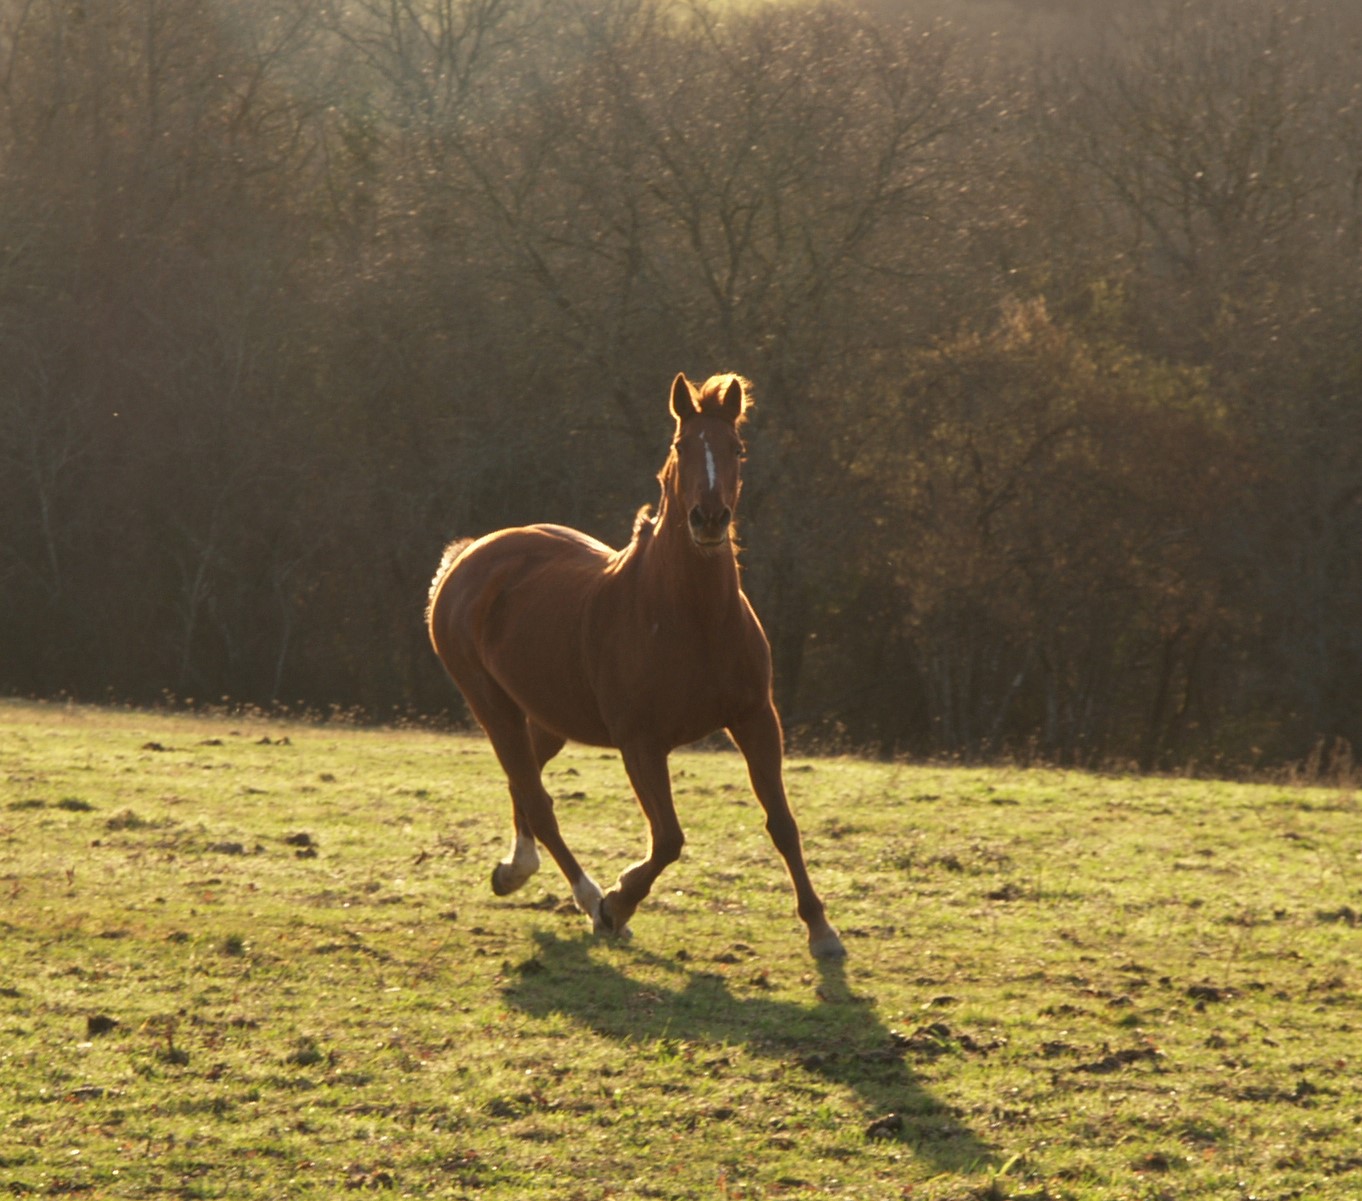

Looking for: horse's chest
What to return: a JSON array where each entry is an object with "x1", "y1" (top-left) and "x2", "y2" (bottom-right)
[
  {"x1": 586, "y1": 578, "x2": 768, "y2": 744},
  {"x1": 634, "y1": 623, "x2": 761, "y2": 730}
]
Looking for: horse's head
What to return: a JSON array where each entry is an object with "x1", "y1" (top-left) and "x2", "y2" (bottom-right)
[{"x1": 667, "y1": 372, "x2": 749, "y2": 551}]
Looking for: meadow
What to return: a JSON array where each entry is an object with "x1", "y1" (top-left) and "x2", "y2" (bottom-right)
[{"x1": 1, "y1": 699, "x2": 1358, "y2": 1199}]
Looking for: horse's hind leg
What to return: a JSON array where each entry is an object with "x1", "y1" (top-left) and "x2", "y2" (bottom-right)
[
  {"x1": 491, "y1": 723, "x2": 564, "y2": 896},
  {"x1": 492, "y1": 804, "x2": 539, "y2": 896},
  {"x1": 461, "y1": 680, "x2": 614, "y2": 931}
]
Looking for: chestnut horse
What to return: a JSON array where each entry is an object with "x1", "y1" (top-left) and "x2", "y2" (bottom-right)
[{"x1": 426, "y1": 373, "x2": 844, "y2": 959}]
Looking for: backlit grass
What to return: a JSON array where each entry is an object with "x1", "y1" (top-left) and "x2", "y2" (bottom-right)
[{"x1": 1, "y1": 699, "x2": 1359, "y2": 1198}]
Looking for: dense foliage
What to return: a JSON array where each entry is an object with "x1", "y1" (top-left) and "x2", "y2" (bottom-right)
[{"x1": 1, "y1": 0, "x2": 1359, "y2": 769}]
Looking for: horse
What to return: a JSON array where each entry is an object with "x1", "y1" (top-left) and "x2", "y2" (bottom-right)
[{"x1": 426, "y1": 372, "x2": 844, "y2": 959}]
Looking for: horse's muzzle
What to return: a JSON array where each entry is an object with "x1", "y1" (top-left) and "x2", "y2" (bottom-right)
[{"x1": 688, "y1": 505, "x2": 732, "y2": 547}]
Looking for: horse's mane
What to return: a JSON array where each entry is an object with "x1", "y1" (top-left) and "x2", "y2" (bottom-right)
[{"x1": 632, "y1": 505, "x2": 656, "y2": 540}]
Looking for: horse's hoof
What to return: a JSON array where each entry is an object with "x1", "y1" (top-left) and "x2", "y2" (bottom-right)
[
  {"x1": 594, "y1": 894, "x2": 634, "y2": 942},
  {"x1": 809, "y1": 926, "x2": 847, "y2": 960},
  {"x1": 491, "y1": 863, "x2": 524, "y2": 896}
]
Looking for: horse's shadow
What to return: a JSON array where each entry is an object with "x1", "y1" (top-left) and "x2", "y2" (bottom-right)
[{"x1": 501, "y1": 930, "x2": 996, "y2": 1174}]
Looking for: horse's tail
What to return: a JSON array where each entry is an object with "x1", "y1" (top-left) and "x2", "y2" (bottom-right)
[{"x1": 426, "y1": 537, "x2": 476, "y2": 629}]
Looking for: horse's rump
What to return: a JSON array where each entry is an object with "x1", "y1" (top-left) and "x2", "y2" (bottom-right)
[
  {"x1": 428, "y1": 525, "x2": 620, "y2": 745},
  {"x1": 426, "y1": 537, "x2": 476, "y2": 625}
]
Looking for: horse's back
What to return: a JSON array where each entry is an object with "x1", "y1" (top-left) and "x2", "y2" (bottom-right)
[
  {"x1": 501, "y1": 523, "x2": 615, "y2": 558},
  {"x1": 430, "y1": 524, "x2": 614, "y2": 635}
]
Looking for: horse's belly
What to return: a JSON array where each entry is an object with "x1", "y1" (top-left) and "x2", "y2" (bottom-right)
[{"x1": 488, "y1": 635, "x2": 614, "y2": 747}]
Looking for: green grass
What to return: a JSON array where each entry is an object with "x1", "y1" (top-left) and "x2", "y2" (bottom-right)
[{"x1": 2, "y1": 699, "x2": 1359, "y2": 1199}]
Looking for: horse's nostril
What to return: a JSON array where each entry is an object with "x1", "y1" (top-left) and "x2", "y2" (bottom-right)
[{"x1": 688, "y1": 505, "x2": 730, "y2": 542}]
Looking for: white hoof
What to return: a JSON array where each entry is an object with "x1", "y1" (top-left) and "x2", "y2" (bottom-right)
[{"x1": 809, "y1": 924, "x2": 847, "y2": 960}]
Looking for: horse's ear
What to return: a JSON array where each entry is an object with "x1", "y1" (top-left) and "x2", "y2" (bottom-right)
[
  {"x1": 719, "y1": 376, "x2": 746, "y2": 424},
  {"x1": 670, "y1": 373, "x2": 698, "y2": 423}
]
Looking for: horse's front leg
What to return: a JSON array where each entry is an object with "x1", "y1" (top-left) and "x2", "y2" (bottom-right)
[
  {"x1": 596, "y1": 744, "x2": 686, "y2": 938},
  {"x1": 728, "y1": 705, "x2": 845, "y2": 959}
]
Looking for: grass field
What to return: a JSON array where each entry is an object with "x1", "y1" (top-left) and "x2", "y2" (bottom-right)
[{"x1": 1, "y1": 699, "x2": 1359, "y2": 1200}]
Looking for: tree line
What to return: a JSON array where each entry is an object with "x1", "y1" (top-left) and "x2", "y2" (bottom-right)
[{"x1": 1, "y1": 0, "x2": 1359, "y2": 772}]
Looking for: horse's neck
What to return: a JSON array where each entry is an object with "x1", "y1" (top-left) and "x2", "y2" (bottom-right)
[{"x1": 642, "y1": 505, "x2": 742, "y2": 616}]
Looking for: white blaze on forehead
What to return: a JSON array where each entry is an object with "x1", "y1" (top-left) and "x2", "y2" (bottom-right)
[{"x1": 702, "y1": 433, "x2": 717, "y2": 491}]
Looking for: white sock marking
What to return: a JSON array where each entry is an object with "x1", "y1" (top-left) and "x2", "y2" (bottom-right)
[
  {"x1": 572, "y1": 873, "x2": 604, "y2": 919},
  {"x1": 496, "y1": 829, "x2": 540, "y2": 892},
  {"x1": 510, "y1": 830, "x2": 540, "y2": 878}
]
